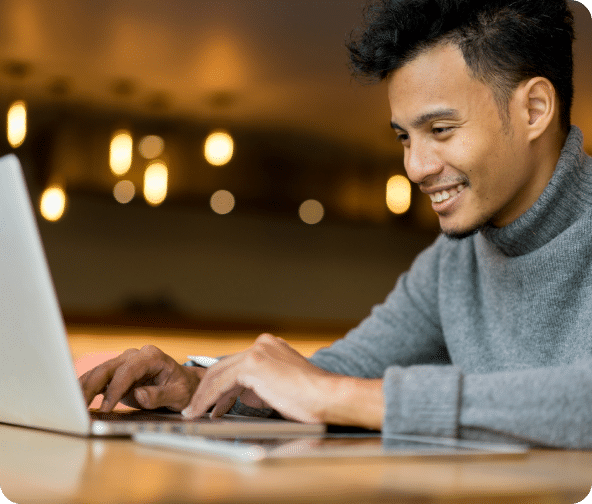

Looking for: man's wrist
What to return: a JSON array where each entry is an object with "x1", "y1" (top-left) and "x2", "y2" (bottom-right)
[{"x1": 318, "y1": 375, "x2": 384, "y2": 430}]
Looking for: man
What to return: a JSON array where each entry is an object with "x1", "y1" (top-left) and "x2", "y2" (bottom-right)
[{"x1": 80, "y1": 0, "x2": 592, "y2": 448}]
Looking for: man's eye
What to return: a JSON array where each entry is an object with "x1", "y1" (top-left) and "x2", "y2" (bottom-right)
[
  {"x1": 433, "y1": 127, "x2": 453, "y2": 135},
  {"x1": 396, "y1": 133, "x2": 409, "y2": 143}
]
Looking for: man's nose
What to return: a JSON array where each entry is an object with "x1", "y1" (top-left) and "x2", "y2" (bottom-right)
[{"x1": 404, "y1": 140, "x2": 443, "y2": 184}]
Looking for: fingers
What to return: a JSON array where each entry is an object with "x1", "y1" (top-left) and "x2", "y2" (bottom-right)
[
  {"x1": 182, "y1": 352, "x2": 245, "y2": 418},
  {"x1": 182, "y1": 334, "x2": 298, "y2": 419},
  {"x1": 79, "y1": 348, "x2": 138, "y2": 406},
  {"x1": 209, "y1": 388, "x2": 241, "y2": 418},
  {"x1": 79, "y1": 345, "x2": 187, "y2": 413},
  {"x1": 182, "y1": 333, "x2": 331, "y2": 424},
  {"x1": 98, "y1": 346, "x2": 166, "y2": 411},
  {"x1": 80, "y1": 333, "x2": 314, "y2": 420},
  {"x1": 133, "y1": 368, "x2": 201, "y2": 412}
]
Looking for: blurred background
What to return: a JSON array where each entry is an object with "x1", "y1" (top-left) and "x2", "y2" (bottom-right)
[{"x1": 0, "y1": 0, "x2": 590, "y2": 335}]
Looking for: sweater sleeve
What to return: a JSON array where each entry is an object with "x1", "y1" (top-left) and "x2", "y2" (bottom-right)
[
  {"x1": 458, "y1": 360, "x2": 592, "y2": 448},
  {"x1": 381, "y1": 360, "x2": 592, "y2": 449}
]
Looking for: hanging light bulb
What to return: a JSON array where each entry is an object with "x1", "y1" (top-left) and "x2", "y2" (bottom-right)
[
  {"x1": 7, "y1": 100, "x2": 27, "y2": 148},
  {"x1": 204, "y1": 130, "x2": 234, "y2": 166},
  {"x1": 143, "y1": 161, "x2": 168, "y2": 206},
  {"x1": 39, "y1": 185, "x2": 67, "y2": 222},
  {"x1": 109, "y1": 130, "x2": 133, "y2": 176}
]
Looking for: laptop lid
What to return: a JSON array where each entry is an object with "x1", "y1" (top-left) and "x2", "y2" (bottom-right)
[{"x1": 0, "y1": 154, "x2": 92, "y2": 436}]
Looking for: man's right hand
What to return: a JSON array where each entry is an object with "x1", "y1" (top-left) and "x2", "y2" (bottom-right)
[{"x1": 78, "y1": 345, "x2": 204, "y2": 413}]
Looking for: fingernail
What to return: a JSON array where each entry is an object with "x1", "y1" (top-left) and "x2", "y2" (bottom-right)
[{"x1": 181, "y1": 407, "x2": 192, "y2": 418}]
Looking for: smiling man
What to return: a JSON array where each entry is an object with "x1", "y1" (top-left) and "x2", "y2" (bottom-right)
[
  {"x1": 387, "y1": 42, "x2": 565, "y2": 238},
  {"x1": 80, "y1": 0, "x2": 592, "y2": 448}
]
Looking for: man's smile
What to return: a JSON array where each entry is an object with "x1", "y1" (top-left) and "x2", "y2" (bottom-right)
[{"x1": 428, "y1": 183, "x2": 467, "y2": 203}]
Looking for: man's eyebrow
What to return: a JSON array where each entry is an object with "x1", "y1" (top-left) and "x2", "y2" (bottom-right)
[{"x1": 390, "y1": 108, "x2": 461, "y2": 130}]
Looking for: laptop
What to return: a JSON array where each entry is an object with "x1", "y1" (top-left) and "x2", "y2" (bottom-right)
[{"x1": 0, "y1": 154, "x2": 325, "y2": 438}]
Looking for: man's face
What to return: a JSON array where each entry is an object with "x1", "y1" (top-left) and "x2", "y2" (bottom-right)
[{"x1": 388, "y1": 43, "x2": 547, "y2": 238}]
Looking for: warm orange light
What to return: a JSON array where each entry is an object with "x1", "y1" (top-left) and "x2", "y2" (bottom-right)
[
  {"x1": 40, "y1": 186, "x2": 67, "y2": 222},
  {"x1": 7, "y1": 100, "x2": 27, "y2": 148},
  {"x1": 109, "y1": 130, "x2": 133, "y2": 176},
  {"x1": 143, "y1": 161, "x2": 168, "y2": 206},
  {"x1": 204, "y1": 131, "x2": 234, "y2": 166},
  {"x1": 386, "y1": 175, "x2": 412, "y2": 214}
]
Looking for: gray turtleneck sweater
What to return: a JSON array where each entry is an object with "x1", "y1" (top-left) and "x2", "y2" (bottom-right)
[{"x1": 309, "y1": 126, "x2": 592, "y2": 449}]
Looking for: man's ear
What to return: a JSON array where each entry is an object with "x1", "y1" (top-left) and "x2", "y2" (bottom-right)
[{"x1": 519, "y1": 77, "x2": 557, "y2": 141}]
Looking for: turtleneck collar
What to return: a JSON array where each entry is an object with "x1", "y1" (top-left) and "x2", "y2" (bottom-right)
[{"x1": 479, "y1": 126, "x2": 591, "y2": 257}]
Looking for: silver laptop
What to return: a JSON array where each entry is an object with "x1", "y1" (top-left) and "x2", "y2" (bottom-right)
[{"x1": 0, "y1": 154, "x2": 325, "y2": 438}]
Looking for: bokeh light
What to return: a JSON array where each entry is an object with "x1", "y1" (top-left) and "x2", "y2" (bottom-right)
[
  {"x1": 113, "y1": 180, "x2": 135, "y2": 204},
  {"x1": 7, "y1": 100, "x2": 27, "y2": 148},
  {"x1": 204, "y1": 131, "x2": 234, "y2": 166},
  {"x1": 386, "y1": 175, "x2": 412, "y2": 214},
  {"x1": 40, "y1": 186, "x2": 67, "y2": 222},
  {"x1": 210, "y1": 189, "x2": 235, "y2": 215},
  {"x1": 139, "y1": 135, "x2": 164, "y2": 159},
  {"x1": 143, "y1": 161, "x2": 168, "y2": 206},
  {"x1": 109, "y1": 130, "x2": 133, "y2": 176},
  {"x1": 299, "y1": 199, "x2": 324, "y2": 225}
]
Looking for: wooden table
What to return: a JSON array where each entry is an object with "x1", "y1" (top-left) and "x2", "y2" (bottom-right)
[
  {"x1": 1, "y1": 423, "x2": 591, "y2": 504},
  {"x1": 2, "y1": 328, "x2": 591, "y2": 503}
]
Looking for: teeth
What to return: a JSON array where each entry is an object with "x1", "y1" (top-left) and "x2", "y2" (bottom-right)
[{"x1": 429, "y1": 184, "x2": 466, "y2": 203}]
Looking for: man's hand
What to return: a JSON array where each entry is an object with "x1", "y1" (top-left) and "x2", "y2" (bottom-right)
[
  {"x1": 182, "y1": 333, "x2": 385, "y2": 430},
  {"x1": 79, "y1": 345, "x2": 204, "y2": 412}
]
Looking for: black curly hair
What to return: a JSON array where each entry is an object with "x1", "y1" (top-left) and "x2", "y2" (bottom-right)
[{"x1": 348, "y1": 0, "x2": 575, "y2": 131}]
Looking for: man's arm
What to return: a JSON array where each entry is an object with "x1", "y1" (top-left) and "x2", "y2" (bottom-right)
[
  {"x1": 179, "y1": 330, "x2": 592, "y2": 448},
  {"x1": 181, "y1": 332, "x2": 385, "y2": 429}
]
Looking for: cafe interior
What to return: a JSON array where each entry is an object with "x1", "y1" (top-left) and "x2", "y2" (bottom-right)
[{"x1": 0, "y1": 0, "x2": 590, "y2": 361}]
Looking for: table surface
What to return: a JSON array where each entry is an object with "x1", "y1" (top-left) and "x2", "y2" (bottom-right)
[
  {"x1": 1, "y1": 329, "x2": 592, "y2": 504},
  {"x1": 1, "y1": 423, "x2": 592, "y2": 504}
]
